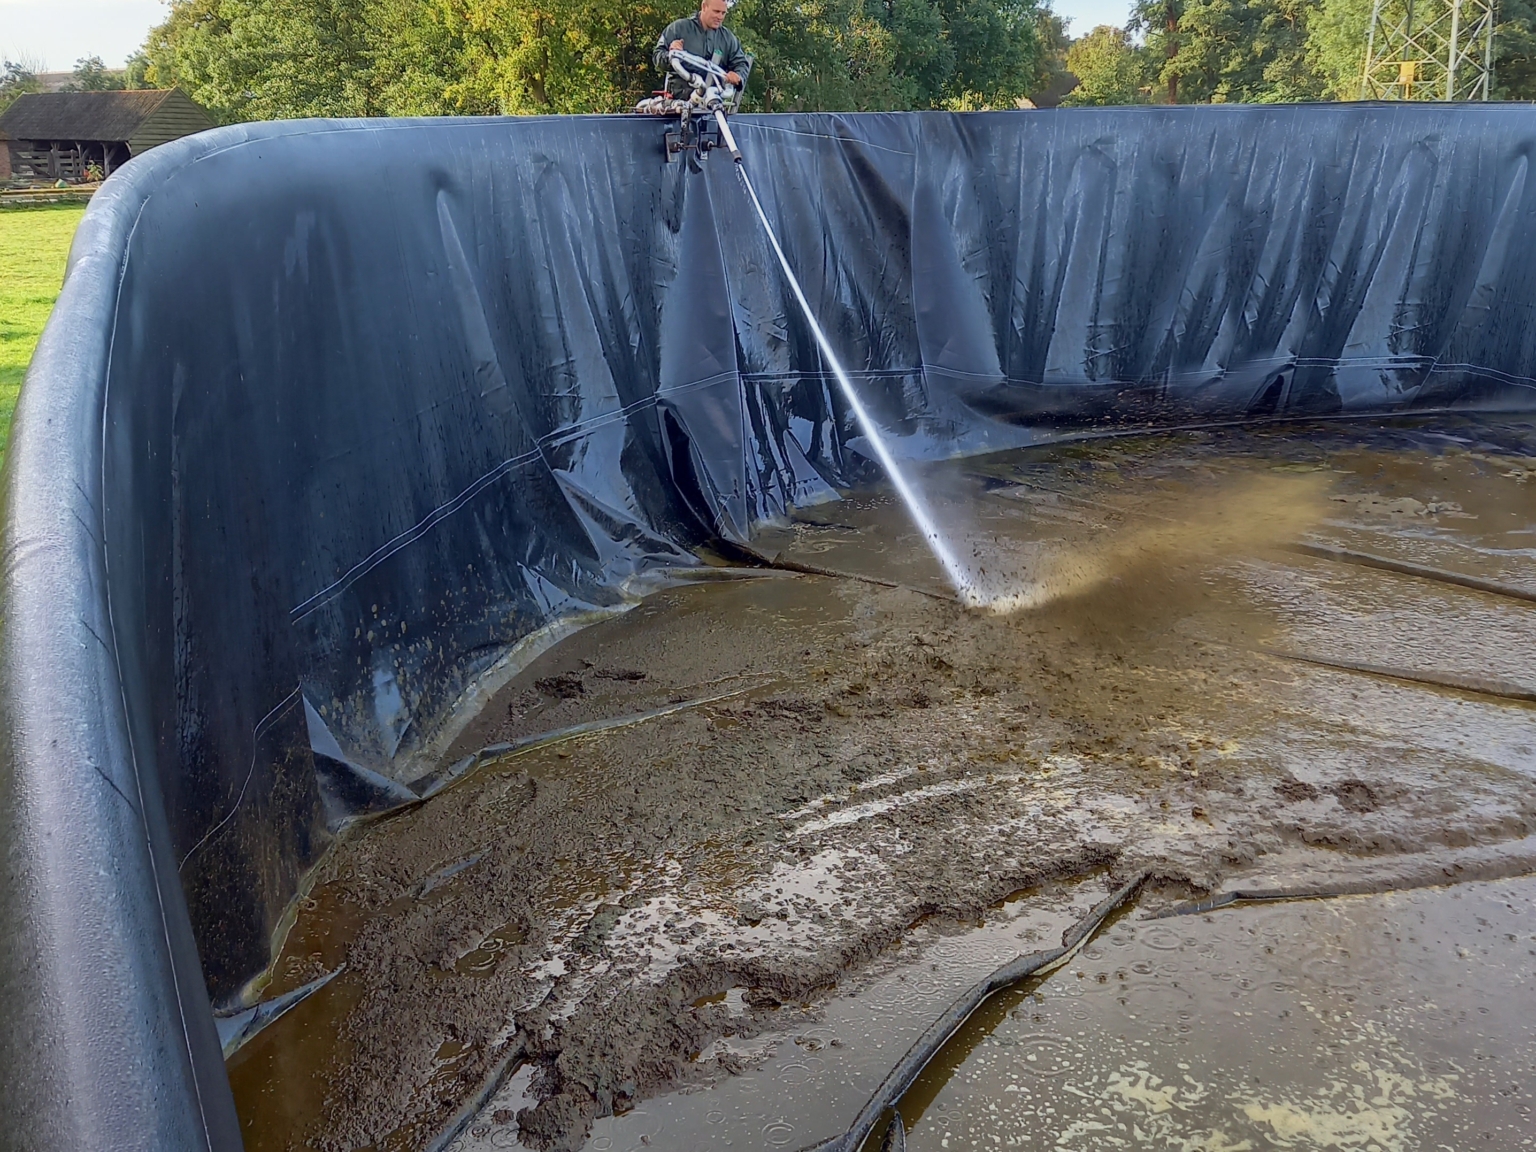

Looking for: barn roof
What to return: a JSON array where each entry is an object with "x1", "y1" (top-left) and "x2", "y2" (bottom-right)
[{"x1": 0, "y1": 90, "x2": 185, "y2": 143}]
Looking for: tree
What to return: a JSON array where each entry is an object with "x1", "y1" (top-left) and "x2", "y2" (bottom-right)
[
  {"x1": 1249, "y1": 0, "x2": 1325, "y2": 99},
  {"x1": 734, "y1": 0, "x2": 1056, "y2": 111},
  {"x1": 1062, "y1": 25, "x2": 1151, "y2": 104},
  {"x1": 65, "y1": 56, "x2": 127, "y2": 91},
  {"x1": 136, "y1": 0, "x2": 1067, "y2": 118},
  {"x1": 868, "y1": 0, "x2": 956, "y2": 109},
  {"x1": 367, "y1": 0, "x2": 502, "y2": 115},
  {"x1": 1132, "y1": 0, "x2": 1322, "y2": 102},
  {"x1": 940, "y1": 0, "x2": 1049, "y2": 104},
  {"x1": 1304, "y1": 0, "x2": 1369, "y2": 96},
  {"x1": 144, "y1": 0, "x2": 716, "y2": 118},
  {"x1": 140, "y1": 0, "x2": 382, "y2": 120},
  {"x1": 1032, "y1": 6, "x2": 1075, "y2": 103},
  {"x1": 1496, "y1": 0, "x2": 1536, "y2": 100},
  {"x1": 141, "y1": 0, "x2": 260, "y2": 121},
  {"x1": 735, "y1": 0, "x2": 896, "y2": 113},
  {"x1": 1131, "y1": 0, "x2": 1182, "y2": 100},
  {"x1": 0, "y1": 59, "x2": 42, "y2": 116},
  {"x1": 123, "y1": 51, "x2": 156, "y2": 89}
]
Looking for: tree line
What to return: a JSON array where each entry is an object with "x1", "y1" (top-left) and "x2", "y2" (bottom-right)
[
  {"x1": 1066, "y1": 0, "x2": 1536, "y2": 104},
  {"x1": 119, "y1": 0, "x2": 1074, "y2": 119},
  {"x1": 6, "y1": 0, "x2": 1536, "y2": 123}
]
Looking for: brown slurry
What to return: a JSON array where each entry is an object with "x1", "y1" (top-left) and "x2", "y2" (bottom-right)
[{"x1": 229, "y1": 426, "x2": 1536, "y2": 1152}]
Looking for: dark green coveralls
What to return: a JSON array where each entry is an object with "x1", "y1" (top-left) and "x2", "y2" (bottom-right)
[{"x1": 653, "y1": 15, "x2": 752, "y2": 86}]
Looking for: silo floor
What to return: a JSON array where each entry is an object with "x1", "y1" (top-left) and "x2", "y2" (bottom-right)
[{"x1": 227, "y1": 417, "x2": 1536, "y2": 1152}]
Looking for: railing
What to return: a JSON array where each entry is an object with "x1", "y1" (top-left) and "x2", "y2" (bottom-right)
[{"x1": 11, "y1": 147, "x2": 87, "y2": 181}]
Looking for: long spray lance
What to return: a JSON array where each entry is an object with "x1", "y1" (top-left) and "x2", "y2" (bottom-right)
[{"x1": 713, "y1": 112, "x2": 977, "y2": 603}]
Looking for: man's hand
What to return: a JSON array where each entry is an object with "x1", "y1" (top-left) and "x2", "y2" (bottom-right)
[
  {"x1": 725, "y1": 70, "x2": 742, "y2": 85},
  {"x1": 670, "y1": 39, "x2": 685, "y2": 49}
]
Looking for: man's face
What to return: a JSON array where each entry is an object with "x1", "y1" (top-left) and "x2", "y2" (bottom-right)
[{"x1": 699, "y1": 0, "x2": 728, "y2": 30}]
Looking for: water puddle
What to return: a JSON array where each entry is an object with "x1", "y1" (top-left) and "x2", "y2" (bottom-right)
[
  {"x1": 887, "y1": 875, "x2": 1536, "y2": 1152},
  {"x1": 226, "y1": 972, "x2": 362, "y2": 1151}
]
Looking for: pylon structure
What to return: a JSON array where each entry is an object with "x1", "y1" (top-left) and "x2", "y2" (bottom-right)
[{"x1": 1360, "y1": 0, "x2": 1496, "y2": 100}]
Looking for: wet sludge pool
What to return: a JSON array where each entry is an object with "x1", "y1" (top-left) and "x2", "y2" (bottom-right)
[
  {"x1": 891, "y1": 877, "x2": 1536, "y2": 1152},
  {"x1": 227, "y1": 417, "x2": 1536, "y2": 1151}
]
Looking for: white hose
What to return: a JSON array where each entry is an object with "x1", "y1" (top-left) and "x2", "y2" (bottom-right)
[{"x1": 724, "y1": 135, "x2": 976, "y2": 601}]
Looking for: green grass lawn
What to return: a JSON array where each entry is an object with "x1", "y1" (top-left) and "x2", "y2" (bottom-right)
[{"x1": 0, "y1": 204, "x2": 88, "y2": 462}]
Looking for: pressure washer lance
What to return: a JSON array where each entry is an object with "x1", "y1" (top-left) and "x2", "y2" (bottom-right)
[
  {"x1": 651, "y1": 52, "x2": 978, "y2": 599},
  {"x1": 718, "y1": 103, "x2": 979, "y2": 600},
  {"x1": 712, "y1": 106, "x2": 743, "y2": 162}
]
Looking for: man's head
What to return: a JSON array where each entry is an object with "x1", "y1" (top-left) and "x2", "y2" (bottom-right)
[{"x1": 698, "y1": 0, "x2": 728, "y2": 30}]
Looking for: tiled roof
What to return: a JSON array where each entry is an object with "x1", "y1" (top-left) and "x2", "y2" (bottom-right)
[{"x1": 0, "y1": 90, "x2": 178, "y2": 143}]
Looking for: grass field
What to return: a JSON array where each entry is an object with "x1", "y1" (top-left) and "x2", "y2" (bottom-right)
[{"x1": 0, "y1": 204, "x2": 87, "y2": 462}]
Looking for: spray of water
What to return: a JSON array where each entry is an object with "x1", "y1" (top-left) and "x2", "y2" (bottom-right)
[{"x1": 731, "y1": 162, "x2": 983, "y2": 604}]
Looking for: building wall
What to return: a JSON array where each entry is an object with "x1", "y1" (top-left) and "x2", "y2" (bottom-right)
[
  {"x1": 128, "y1": 91, "x2": 216, "y2": 155},
  {"x1": 0, "y1": 141, "x2": 11, "y2": 182}
]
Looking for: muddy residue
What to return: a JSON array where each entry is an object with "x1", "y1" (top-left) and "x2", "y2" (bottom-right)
[{"x1": 228, "y1": 419, "x2": 1536, "y2": 1152}]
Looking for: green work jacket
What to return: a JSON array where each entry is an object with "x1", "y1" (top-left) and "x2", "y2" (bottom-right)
[{"x1": 653, "y1": 15, "x2": 752, "y2": 85}]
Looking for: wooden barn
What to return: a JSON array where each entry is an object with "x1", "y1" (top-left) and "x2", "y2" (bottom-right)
[{"x1": 0, "y1": 89, "x2": 215, "y2": 182}]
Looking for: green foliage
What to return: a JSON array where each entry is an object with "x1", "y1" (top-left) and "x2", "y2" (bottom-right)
[
  {"x1": 0, "y1": 60, "x2": 41, "y2": 116},
  {"x1": 123, "y1": 51, "x2": 156, "y2": 89},
  {"x1": 64, "y1": 56, "x2": 127, "y2": 91},
  {"x1": 142, "y1": 0, "x2": 386, "y2": 119},
  {"x1": 1305, "y1": 0, "x2": 1536, "y2": 101},
  {"x1": 1062, "y1": 24, "x2": 1150, "y2": 104},
  {"x1": 378, "y1": 0, "x2": 683, "y2": 114},
  {"x1": 1496, "y1": 0, "x2": 1536, "y2": 100},
  {"x1": 1305, "y1": 0, "x2": 1371, "y2": 97},
  {"x1": 732, "y1": 0, "x2": 902, "y2": 111},
  {"x1": 130, "y1": 0, "x2": 1536, "y2": 116},
  {"x1": 139, "y1": 0, "x2": 1057, "y2": 118},
  {"x1": 1128, "y1": 0, "x2": 1176, "y2": 99},
  {"x1": 941, "y1": 0, "x2": 1048, "y2": 104},
  {"x1": 1123, "y1": 0, "x2": 1536, "y2": 106},
  {"x1": 1131, "y1": 0, "x2": 1322, "y2": 102},
  {"x1": 0, "y1": 205, "x2": 87, "y2": 464},
  {"x1": 735, "y1": 0, "x2": 1055, "y2": 112},
  {"x1": 1032, "y1": 6, "x2": 1075, "y2": 103}
]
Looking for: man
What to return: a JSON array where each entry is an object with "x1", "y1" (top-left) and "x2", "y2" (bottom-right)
[{"x1": 654, "y1": 0, "x2": 751, "y2": 91}]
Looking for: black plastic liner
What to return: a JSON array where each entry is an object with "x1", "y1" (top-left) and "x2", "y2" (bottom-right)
[{"x1": 4, "y1": 105, "x2": 1536, "y2": 1150}]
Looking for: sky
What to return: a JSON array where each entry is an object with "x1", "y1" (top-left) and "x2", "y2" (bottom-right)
[
  {"x1": 1052, "y1": 0, "x2": 1135, "y2": 35},
  {"x1": 1, "y1": 0, "x2": 167, "y2": 70},
  {"x1": 0, "y1": 0, "x2": 1135, "y2": 73}
]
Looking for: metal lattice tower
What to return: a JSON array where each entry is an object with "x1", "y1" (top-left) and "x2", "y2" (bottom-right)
[{"x1": 1360, "y1": 0, "x2": 1496, "y2": 100}]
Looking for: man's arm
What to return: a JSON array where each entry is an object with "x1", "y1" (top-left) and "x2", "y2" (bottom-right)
[
  {"x1": 723, "y1": 30, "x2": 752, "y2": 86},
  {"x1": 654, "y1": 19, "x2": 686, "y2": 73}
]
